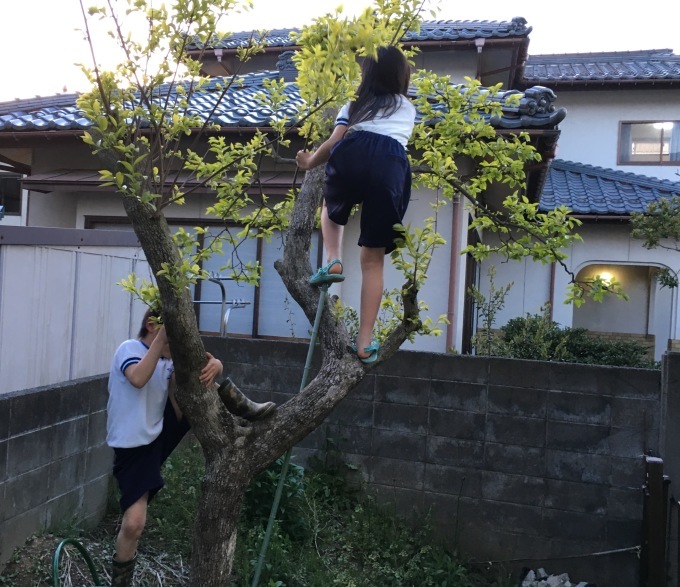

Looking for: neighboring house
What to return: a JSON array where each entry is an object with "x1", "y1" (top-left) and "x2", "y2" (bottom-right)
[
  {"x1": 480, "y1": 50, "x2": 680, "y2": 359},
  {"x1": 0, "y1": 17, "x2": 565, "y2": 374}
]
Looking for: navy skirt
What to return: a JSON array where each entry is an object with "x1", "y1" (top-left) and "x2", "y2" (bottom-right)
[
  {"x1": 324, "y1": 130, "x2": 411, "y2": 254},
  {"x1": 112, "y1": 400, "x2": 190, "y2": 512}
]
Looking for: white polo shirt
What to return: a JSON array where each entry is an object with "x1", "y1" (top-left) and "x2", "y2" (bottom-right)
[
  {"x1": 106, "y1": 339, "x2": 174, "y2": 448},
  {"x1": 335, "y1": 95, "x2": 416, "y2": 148}
]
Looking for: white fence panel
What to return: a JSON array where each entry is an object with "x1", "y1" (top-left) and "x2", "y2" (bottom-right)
[{"x1": 0, "y1": 245, "x2": 148, "y2": 395}]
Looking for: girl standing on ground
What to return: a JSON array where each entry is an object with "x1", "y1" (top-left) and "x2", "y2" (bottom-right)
[{"x1": 296, "y1": 45, "x2": 416, "y2": 364}]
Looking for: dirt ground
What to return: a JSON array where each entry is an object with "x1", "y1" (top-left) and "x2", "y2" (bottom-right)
[{"x1": 0, "y1": 521, "x2": 189, "y2": 587}]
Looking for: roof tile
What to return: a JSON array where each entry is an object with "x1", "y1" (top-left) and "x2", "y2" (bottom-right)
[
  {"x1": 525, "y1": 49, "x2": 680, "y2": 83},
  {"x1": 540, "y1": 159, "x2": 680, "y2": 215}
]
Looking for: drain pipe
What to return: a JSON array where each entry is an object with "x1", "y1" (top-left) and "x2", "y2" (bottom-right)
[
  {"x1": 475, "y1": 38, "x2": 485, "y2": 81},
  {"x1": 445, "y1": 195, "x2": 462, "y2": 352}
]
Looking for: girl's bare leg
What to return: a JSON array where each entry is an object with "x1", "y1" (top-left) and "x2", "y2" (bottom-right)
[
  {"x1": 357, "y1": 246, "x2": 385, "y2": 356},
  {"x1": 321, "y1": 202, "x2": 344, "y2": 273}
]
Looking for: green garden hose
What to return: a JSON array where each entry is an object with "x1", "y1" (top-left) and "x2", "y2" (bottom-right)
[
  {"x1": 251, "y1": 282, "x2": 330, "y2": 587},
  {"x1": 52, "y1": 537, "x2": 103, "y2": 587}
]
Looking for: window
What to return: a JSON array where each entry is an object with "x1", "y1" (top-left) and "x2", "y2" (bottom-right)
[
  {"x1": 619, "y1": 121, "x2": 680, "y2": 165},
  {"x1": 0, "y1": 173, "x2": 22, "y2": 215}
]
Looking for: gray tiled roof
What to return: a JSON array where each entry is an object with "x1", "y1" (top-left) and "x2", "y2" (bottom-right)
[
  {"x1": 0, "y1": 70, "x2": 565, "y2": 133},
  {"x1": 525, "y1": 50, "x2": 680, "y2": 84},
  {"x1": 193, "y1": 17, "x2": 531, "y2": 50},
  {"x1": 540, "y1": 159, "x2": 680, "y2": 215}
]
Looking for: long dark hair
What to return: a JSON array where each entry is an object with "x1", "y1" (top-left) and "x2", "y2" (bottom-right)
[
  {"x1": 347, "y1": 46, "x2": 411, "y2": 127},
  {"x1": 138, "y1": 308, "x2": 161, "y2": 338}
]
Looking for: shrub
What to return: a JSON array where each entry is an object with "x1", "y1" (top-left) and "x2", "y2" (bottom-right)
[{"x1": 493, "y1": 311, "x2": 658, "y2": 368}]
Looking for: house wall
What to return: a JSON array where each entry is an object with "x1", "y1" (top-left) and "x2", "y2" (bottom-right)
[
  {"x1": 553, "y1": 88, "x2": 680, "y2": 181},
  {"x1": 1, "y1": 337, "x2": 670, "y2": 585},
  {"x1": 480, "y1": 222, "x2": 680, "y2": 359}
]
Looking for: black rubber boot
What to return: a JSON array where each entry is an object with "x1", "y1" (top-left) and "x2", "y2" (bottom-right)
[
  {"x1": 111, "y1": 554, "x2": 136, "y2": 587},
  {"x1": 217, "y1": 378, "x2": 276, "y2": 420}
]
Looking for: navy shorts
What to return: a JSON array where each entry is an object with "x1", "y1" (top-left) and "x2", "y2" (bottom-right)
[
  {"x1": 324, "y1": 130, "x2": 411, "y2": 254},
  {"x1": 112, "y1": 400, "x2": 190, "y2": 512}
]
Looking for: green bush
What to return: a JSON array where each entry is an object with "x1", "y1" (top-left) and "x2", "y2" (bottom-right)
[{"x1": 493, "y1": 312, "x2": 658, "y2": 369}]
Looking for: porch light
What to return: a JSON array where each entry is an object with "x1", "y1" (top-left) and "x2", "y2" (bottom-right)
[
  {"x1": 653, "y1": 122, "x2": 674, "y2": 131},
  {"x1": 598, "y1": 271, "x2": 614, "y2": 286}
]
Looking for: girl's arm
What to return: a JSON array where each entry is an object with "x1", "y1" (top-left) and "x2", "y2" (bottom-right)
[
  {"x1": 124, "y1": 327, "x2": 168, "y2": 389},
  {"x1": 199, "y1": 352, "x2": 223, "y2": 386},
  {"x1": 296, "y1": 124, "x2": 348, "y2": 170}
]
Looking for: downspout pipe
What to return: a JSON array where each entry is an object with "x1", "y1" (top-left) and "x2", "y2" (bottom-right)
[{"x1": 446, "y1": 196, "x2": 462, "y2": 352}]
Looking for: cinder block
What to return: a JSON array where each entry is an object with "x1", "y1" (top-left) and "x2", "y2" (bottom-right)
[
  {"x1": 0, "y1": 506, "x2": 46, "y2": 566},
  {"x1": 545, "y1": 449, "x2": 611, "y2": 484},
  {"x1": 609, "y1": 456, "x2": 646, "y2": 488},
  {"x1": 375, "y1": 349, "x2": 434, "y2": 379},
  {"x1": 480, "y1": 470, "x2": 545, "y2": 507},
  {"x1": 81, "y1": 474, "x2": 112, "y2": 523},
  {"x1": 45, "y1": 488, "x2": 83, "y2": 530},
  {"x1": 324, "y1": 424, "x2": 372, "y2": 456},
  {"x1": 599, "y1": 368, "x2": 661, "y2": 399},
  {"x1": 488, "y1": 385, "x2": 547, "y2": 418},
  {"x1": 607, "y1": 487, "x2": 643, "y2": 520},
  {"x1": 606, "y1": 518, "x2": 644, "y2": 549},
  {"x1": 547, "y1": 391, "x2": 612, "y2": 425},
  {"x1": 423, "y1": 464, "x2": 482, "y2": 497},
  {"x1": 9, "y1": 388, "x2": 61, "y2": 435},
  {"x1": 543, "y1": 508, "x2": 606, "y2": 541},
  {"x1": 430, "y1": 354, "x2": 489, "y2": 383},
  {"x1": 371, "y1": 484, "x2": 425, "y2": 519},
  {"x1": 429, "y1": 408, "x2": 485, "y2": 441},
  {"x1": 485, "y1": 414, "x2": 546, "y2": 447},
  {"x1": 546, "y1": 421, "x2": 611, "y2": 455},
  {"x1": 0, "y1": 398, "x2": 9, "y2": 441},
  {"x1": 229, "y1": 363, "x2": 302, "y2": 394},
  {"x1": 375, "y1": 375, "x2": 430, "y2": 406},
  {"x1": 374, "y1": 402, "x2": 428, "y2": 434},
  {"x1": 544, "y1": 478, "x2": 608, "y2": 514},
  {"x1": 4, "y1": 465, "x2": 50, "y2": 520},
  {"x1": 49, "y1": 453, "x2": 87, "y2": 498},
  {"x1": 426, "y1": 436, "x2": 484, "y2": 468},
  {"x1": 7, "y1": 428, "x2": 53, "y2": 477},
  {"x1": 329, "y1": 398, "x2": 374, "y2": 427},
  {"x1": 350, "y1": 375, "x2": 375, "y2": 401},
  {"x1": 85, "y1": 444, "x2": 113, "y2": 481},
  {"x1": 372, "y1": 429, "x2": 426, "y2": 461},
  {"x1": 484, "y1": 443, "x2": 545, "y2": 476},
  {"x1": 52, "y1": 417, "x2": 90, "y2": 459},
  {"x1": 0, "y1": 440, "x2": 7, "y2": 483},
  {"x1": 549, "y1": 362, "x2": 609, "y2": 394},
  {"x1": 57, "y1": 382, "x2": 92, "y2": 422},
  {"x1": 87, "y1": 410, "x2": 108, "y2": 447},
  {"x1": 461, "y1": 498, "x2": 544, "y2": 537},
  {"x1": 367, "y1": 456, "x2": 425, "y2": 490},
  {"x1": 87, "y1": 378, "x2": 109, "y2": 412},
  {"x1": 608, "y1": 428, "x2": 647, "y2": 458},
  {"x1": 429, "y1": 380, "x2": 486, "y2": 412},
  {"x1": 488, "y1": 357, "x2": 550, "y2": 389},
  {"x1": 611, "y1": 397, "x2": 661, "y2": 429}
]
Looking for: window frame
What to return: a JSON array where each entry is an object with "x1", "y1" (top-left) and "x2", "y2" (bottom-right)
[{"x1": 618, "y1": 120, "x2": 680, "y2": 166}]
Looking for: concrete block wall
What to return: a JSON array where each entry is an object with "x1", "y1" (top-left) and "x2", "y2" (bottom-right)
[
  {"x1": 0, "y1": 337, "x2": 666, "y2": 585},
  {"x1": 0, "y1": 375, "x2": 111, "y2": 565},
  {"x1": 205, "y1": 337, "x2": 663, "y2": 586}
]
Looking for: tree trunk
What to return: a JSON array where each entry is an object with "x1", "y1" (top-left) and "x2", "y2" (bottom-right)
[{"x1": 191, "y1": 450, "x2": 249, "y2": 584}]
